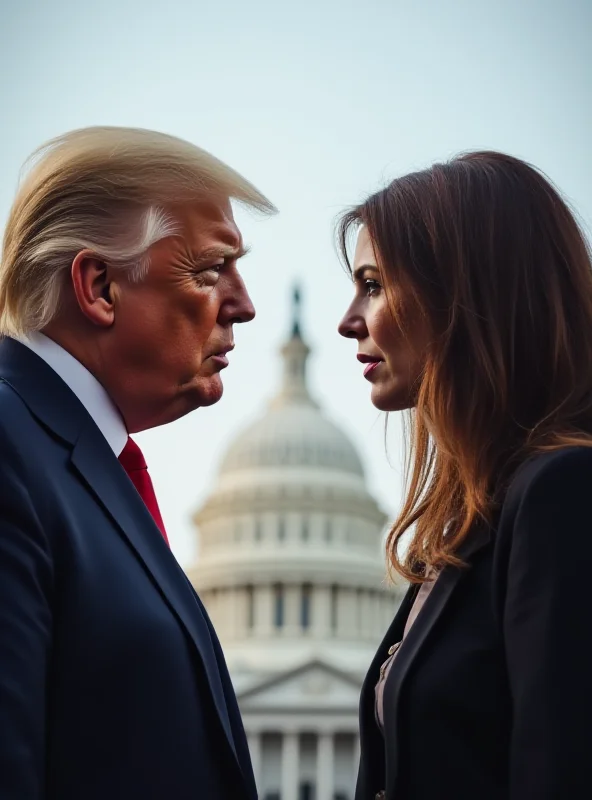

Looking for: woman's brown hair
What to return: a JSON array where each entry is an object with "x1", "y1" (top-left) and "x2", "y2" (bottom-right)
[{"x1": 338, "y1": 152, "x2": 592, "y2": 582}]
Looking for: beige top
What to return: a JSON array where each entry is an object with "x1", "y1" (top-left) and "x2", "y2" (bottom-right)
[{"x1": 374, "y1": 574, "x2": 438, "y2": 731}]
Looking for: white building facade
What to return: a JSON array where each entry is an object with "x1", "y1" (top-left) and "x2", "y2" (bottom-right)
[{"x1": 189, "y1": 292, "x2": 404, "y2": 800}]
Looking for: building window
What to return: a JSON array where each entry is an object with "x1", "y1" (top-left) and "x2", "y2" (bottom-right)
[
  {"x1": 278, "y1": 516, "x2": 286, "y2": 541},
  {"x1": 246, "y1": 585, "x2": 255, "y2": 630},
  {"x1": 325, "y1": 518, "x2": 333, "y2": 541},
  {"x1": 254, "y1": 518, "x2": 262, "y2": 540},
  {"x1": 301, "y1": 583, "x2": 312, "y2": 629},
  {"x1": 330, "y1": 584, "x2": 338, "y2": 632},
  {"x1": 299, "y1": 783, "x2": 314, "y2": 800},
  {"x1": 274, "y1": 584, "x2": 284, "y2": 628}
]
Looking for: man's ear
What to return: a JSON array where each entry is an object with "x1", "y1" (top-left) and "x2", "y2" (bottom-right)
[{"x1": 70, "y1": 250, "x2": 117, "y2": 327}]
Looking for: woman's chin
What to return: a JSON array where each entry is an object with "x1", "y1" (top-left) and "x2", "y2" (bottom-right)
[{"x1": 370, "y1": 383, "x2": 413, "y2": 412}]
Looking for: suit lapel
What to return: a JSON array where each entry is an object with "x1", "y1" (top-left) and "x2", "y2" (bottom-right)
[
  {"x1": 383, "y1": 525, "x2": 491, "y2": 797},
  {"x1": 70, "y1": 418, "x2": 240, "y2": 766},
  {"x1": 0, "y1": 340, "x2": 243, "y2": 775}
]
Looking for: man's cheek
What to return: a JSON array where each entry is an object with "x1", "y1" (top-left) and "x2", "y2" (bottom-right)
[{"x1": 196, "y1": 306, "x2": 221, "y2": 341}]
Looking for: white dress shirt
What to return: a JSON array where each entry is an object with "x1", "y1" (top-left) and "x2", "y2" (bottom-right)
[{"x1": 18, "y1": 332, "x2": 128, "y2": 456}]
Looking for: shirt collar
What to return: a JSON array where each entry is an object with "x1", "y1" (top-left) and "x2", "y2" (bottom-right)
[{"x1": 17, "y1": 332, "x2": 128, "y2": 456}]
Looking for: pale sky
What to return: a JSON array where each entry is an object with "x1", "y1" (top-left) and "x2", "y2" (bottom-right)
[{"x1": 1, "y1": 0, "x2": 590, "y2": 565}]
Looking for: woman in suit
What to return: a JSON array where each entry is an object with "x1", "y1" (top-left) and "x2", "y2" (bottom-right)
[{"x1": 337, "y1": 151, "x2": 592, "y2": 800}]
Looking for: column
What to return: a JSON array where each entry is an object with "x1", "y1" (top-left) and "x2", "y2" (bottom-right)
[
  {"x1": 372, "y1": 591, "x2": 382, "y2": 638},
  {"x1": 360, "y1": 590, "x2": 371, "y2": 641},
  {"x1": 316, "y1": 732, "x2": 334, "y2": 800},
  {"x1": 381, "y1": 590, "x2": 392, "y2": 630},
  {"x1": 247, "y1": 732, "x2": 262, "y2": 790},
  {"x1": 227, "y1": 587, "x2": 239, "y2": 639},
  {"x1": 284, "y1": 585, "x2": 300, "y2": 636},
  {"x1": 219, "y1": 589, "x2": 228, "y2": 634},
  {"x1": 234, "y1": 587, "x2": 246, "y2": 639},
  {"x1": 281, "y1": 732, "x2": 299, "y2": 800},
  {"x1": 255, "y1": 584, "x2": 273, "y2": 636},
  {"x1": 336, "y1": 586, "x2": 347, "y2": 638},
  {"x1": 312, "y1": 585, "x2": 331, "y2": 639},
  {"x1": 337, "y1": 588, "x2": 356, "y2": 638},
  {"x1": 238, "y1": 585, "x2": 250, "y2": 638}
]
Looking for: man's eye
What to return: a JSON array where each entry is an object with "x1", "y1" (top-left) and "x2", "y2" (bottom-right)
[
  {"x1": 192, "y1": 262, "x2": 223, "y2": 286},
  {"x1": 195, "y1": 263, "x2": 223, "y2": 280}
]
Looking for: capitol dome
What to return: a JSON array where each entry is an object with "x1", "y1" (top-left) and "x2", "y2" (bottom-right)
[
  {"x1": 217, "y1": 293, "x2": 365, "y2": 481},
  {"x1": 219, "y1": 403, "x2": 365, "y2": 478},
  {"x1": 188, "y1": 288, "x2": 404, "y2": 800}
]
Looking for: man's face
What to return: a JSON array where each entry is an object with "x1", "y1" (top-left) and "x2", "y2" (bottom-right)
[{"x1": 104, "y1": 199, "x2": 255, "y2": 432}]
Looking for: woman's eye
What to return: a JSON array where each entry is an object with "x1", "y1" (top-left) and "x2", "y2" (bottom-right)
[{"x1": 364, "y1": 279, "x2": 381, "y2": 296}]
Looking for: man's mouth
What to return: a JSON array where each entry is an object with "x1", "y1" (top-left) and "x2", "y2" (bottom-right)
[{"x1": 209, "y1": 344, "x2": 234, "y2": 369}]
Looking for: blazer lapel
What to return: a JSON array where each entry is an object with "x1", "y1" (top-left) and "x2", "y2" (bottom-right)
[
  {"x1": 70, "y1": 418, "x2": 240, "y2": 767},
  {"x1": 383, "y1": 525, "x2": 491, "y2": 797},
  {"x1": 355, "y1": 584, "x2": 418, "y2": 800}
]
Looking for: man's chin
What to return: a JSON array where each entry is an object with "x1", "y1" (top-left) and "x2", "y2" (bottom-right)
[
  {"x1": 162, "y1": 376, "x2": 224, "y2": 422},
  {"x1": 129, "y1": 377, "x2": 225, "y2": 431},
  {"x1": 193, "y1": 375, "x2": 224, "y2": 408}
]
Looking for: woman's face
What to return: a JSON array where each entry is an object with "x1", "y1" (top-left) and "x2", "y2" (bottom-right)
[{"x1": 338, "y1": 227, "x2": 430, "y2": 412}]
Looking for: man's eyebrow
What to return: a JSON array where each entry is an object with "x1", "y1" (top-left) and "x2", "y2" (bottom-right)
[
  {"x1": 352, "y1": 264, "x2": 379, "y2": 281},
  {"x1": 191, "y1": 244, "x2": 251, "y2": 266}
]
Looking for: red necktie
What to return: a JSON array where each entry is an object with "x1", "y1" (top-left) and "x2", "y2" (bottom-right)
[{"x1": 119, "y1": 437, "x2": 169, "y2": 546}]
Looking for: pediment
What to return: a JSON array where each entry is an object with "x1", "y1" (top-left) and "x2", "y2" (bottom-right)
[{"x1": 237, "y1": 659, "x2": 362, "y2": 711}]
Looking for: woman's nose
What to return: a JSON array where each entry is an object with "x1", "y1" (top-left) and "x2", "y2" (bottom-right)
[{"x1": 338, "y1": 306, "x2": 367, "y2": 340}]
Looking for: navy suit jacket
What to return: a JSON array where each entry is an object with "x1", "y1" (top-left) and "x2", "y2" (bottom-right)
[{"x1": 0, "y1": 338, "x2": 257, "y2": 799}]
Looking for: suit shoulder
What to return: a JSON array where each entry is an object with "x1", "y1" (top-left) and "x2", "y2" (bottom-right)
[
  {"x1": 0, "y1": 380, "x2": 50, "y2": 476},
  {"x1": 0, "y1": 379, "x2": 35, "y2": 438},
  {"x1": 0, "y1": 377, "x2": 28, "y2": 422},
  {"x1": 501, "y1": 445, "x2": 592, "y2": 528},
  {"x1": 511, "y1": 445, "x2": 592, "y2": 491}
]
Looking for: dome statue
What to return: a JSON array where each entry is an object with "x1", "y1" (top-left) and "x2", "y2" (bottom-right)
[{"x1": 188, "y1": 287, "x2": 404, "y2": 800}]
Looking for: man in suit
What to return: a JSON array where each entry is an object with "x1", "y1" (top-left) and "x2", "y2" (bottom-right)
[{"x1": 0, "y1": 126, "x2": 276, "y2": 799}]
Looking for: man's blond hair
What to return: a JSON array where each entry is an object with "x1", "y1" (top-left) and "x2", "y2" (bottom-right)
[{"x1": 0, "y1": 126, "x2": 276, "y2": 336}]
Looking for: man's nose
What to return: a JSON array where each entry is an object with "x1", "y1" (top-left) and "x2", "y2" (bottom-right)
[{"x1": 222, "y1": 276, "x2": 256, "y2": 325}]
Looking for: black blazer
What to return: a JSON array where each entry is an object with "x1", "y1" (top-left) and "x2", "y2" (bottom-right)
[
  {"x1": 0, "y1": 338, "x2": 256, "y2": 800},
  {"x1": 356, "y1": 445, "x2": 592, "y2": 800}
]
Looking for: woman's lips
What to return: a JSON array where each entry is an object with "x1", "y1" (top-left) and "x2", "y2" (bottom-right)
[
  {"x1": 357, "y1": 353, "x2": 384, "y2": 379},
  {"x1": 363, "y1": 361, "x2": 381, "y2": 378}
]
